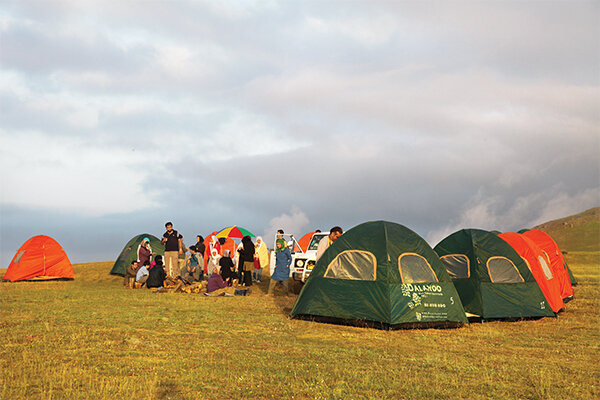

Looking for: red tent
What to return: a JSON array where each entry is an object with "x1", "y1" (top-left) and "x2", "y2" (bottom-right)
[
  {"x1": 523, "y1": 230, "x2": 574, "y2": 300},
  {"x1": 499, "y1": 232, "x2": 564, "y2": 313},
  {"x1": 3, "y1": 235, "x2": 74, "y2": 281}
]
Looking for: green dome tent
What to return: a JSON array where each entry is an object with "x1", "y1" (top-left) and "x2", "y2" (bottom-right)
[
  {"x1": 434, "y1": 229, "x2": 556, "y2": 319},
  {"x1": 109, "y1": 234, "x2": 164, "y2": 276},
  {"x1": 290, "y1": 221, "x2": 468, "y2": 329}
]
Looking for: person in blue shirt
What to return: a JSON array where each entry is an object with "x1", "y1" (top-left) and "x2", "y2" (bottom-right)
[
  {"x1": 135, "y1": 260, "x2": 150, "y2": 288},
  {"x1": 268, "y1": 238, "x2": 292, "y2": 296}
]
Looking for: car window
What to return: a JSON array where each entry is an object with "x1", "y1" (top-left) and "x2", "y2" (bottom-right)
[{"x1": 308, "y1": 235, "x2": 327, "y2": 251}]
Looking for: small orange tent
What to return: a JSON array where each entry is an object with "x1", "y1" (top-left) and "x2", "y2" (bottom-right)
[
  {"x1": 523, "y1": 229, "x2": 575, "y2": 300},
  {"x1": 294, "y1": 232, "x2": 315, "y2": 253},
  {"x1": 3, "y1": 235, "x2": 74, "y2": 281},
  {"x1": 499, "y1": 232, "x2": 564, "y2": 313}
]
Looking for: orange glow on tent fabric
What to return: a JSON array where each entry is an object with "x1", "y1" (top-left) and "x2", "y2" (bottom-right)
[
  {"x1": 295, "y1": 232, "x2": 315, "y2": 253},
  {"x1": 3, "y1": 235, "x2": 74, "y2": 281},
  {"x1": 522, "y1": 229, "x2": 575, "y2": 300},
  {"x1": 499, "y1": 232, "x2": 564, "y2": 313}
]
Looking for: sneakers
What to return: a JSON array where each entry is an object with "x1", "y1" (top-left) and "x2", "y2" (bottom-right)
[{"x1": 224, "y1": 292, "x2": 235, "y2": 297}]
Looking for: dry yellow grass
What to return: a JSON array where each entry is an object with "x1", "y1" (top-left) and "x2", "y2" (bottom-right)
[{"x1": 1, "y1": 252, "x2": 598, "y2": 399}]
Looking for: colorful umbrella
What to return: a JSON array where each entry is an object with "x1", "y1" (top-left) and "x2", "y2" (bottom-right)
[{"x1": 215, "y1": 226, "x2": 255, "y2": 239}]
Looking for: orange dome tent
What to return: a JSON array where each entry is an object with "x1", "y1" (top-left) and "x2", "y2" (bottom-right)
[
  {"x1": 499, "y1": 232, "x2": 565, "y2": 313},
  {"x1": 3, "y1": 235, "x2": 74, "y2": 281},
  {"x1": 203, "y1": 232, "x2": 236, "y2": 273},
  {"x1": 294, "y1": 232, "x2": 315, "y2": 253},
  {"x1": 522, "y1": 229, "x2": 575, "y2": 300}
]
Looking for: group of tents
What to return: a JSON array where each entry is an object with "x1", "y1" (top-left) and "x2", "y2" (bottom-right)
[
  {"x1": 291, "y1": 221, "x2": 576, "y2": 329},
  {"x1": 3, "y1": 222, "x2": 576, "y2": 330}
]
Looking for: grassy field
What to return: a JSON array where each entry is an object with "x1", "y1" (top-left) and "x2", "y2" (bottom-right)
[
  {"x1": 535, "y1": 207, "x2": 600, "y2": 252},
  {"x1": 1, "y1": 252, "x2": 599, "y2": 400}
]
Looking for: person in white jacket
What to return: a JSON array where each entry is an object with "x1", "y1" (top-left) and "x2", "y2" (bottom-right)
[{"x1": 316, "y1": 226, "x2": 343, "y2": 261}]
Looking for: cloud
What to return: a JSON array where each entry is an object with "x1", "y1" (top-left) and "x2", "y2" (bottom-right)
[
  {"x1": 262, "y1": 206, "x2": 310, "y2": 248},
  {"x1": 0, "y1": 1, "x2": 598, "y2": 265}
]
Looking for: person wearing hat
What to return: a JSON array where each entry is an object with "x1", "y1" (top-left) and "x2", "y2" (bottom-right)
[{"x1": 137, "y1": 237, "x2": 153, "y2": 268}]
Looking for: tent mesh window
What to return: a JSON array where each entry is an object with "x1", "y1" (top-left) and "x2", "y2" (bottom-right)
[
  {"x1": 538, "y1": 256, "x2": 554, "y2": 280},
  {"x1": 440, "y1": 254, "x2": 470, "y2": 279},
  {"x1": 486, "y1": 257, "x2": 524, "y2": 283},
  {"x1": 398, "y1": 253, "x2": 438, "y2": 283},
  {"x1": 13, "y1": 250, "x2": 26, "y2": 263},
  {"x1": 324, "y1": 250, "x2": 376, "y2": 280}
]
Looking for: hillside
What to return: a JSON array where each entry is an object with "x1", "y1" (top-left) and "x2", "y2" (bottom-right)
[{"x1": 533, "y1": 207, "x2": 600, "y2": 252}]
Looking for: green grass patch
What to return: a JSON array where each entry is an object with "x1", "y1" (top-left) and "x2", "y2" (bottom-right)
[{"x1": 1, "y1": 255, "x2": 599, "y2": 399}]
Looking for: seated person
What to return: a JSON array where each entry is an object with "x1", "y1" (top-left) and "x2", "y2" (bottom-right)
[
  {"x1": 136, "y1": 260, "x2": 150, "y2": 287},
  {"x1": 206, "y1": 248, "x2": 221, "y2": 278},
  {"x1": 205, "y1": 267, "x2": 235, "y2": 296},
  {"x1": 146, "y1": 256, "x2": 167, "y2": 289},
  {"x1": 124, "y1": 260, "x2": 138, "y2": 289},
  {"x1": 188, "y1": 245, "x2": 204, "y2": 282},
  {"x1": 219, "y1": 250, "x2": 237, "y2": 286}
]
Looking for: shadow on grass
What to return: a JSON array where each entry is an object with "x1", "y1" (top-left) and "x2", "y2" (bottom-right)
[{"x1": 155, "y1": 380, "x2": 182, "y2": 400}]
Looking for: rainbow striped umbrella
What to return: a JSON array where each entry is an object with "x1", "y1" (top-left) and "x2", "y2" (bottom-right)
[{"x1": 215, "y1": 226, "x2": 255, "y2": 239}]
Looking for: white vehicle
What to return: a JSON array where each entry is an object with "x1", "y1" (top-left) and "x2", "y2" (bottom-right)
[{"x1": 290, "y1": 232, "x2": 329, "y2": 283}]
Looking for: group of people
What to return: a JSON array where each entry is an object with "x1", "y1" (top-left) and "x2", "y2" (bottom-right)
[
  {"x1": 123, "y1": 222, "x2": 344, "y2": 297},
  {"x1": 124, "y1": 222, "x2": 271, "y2": 296}
]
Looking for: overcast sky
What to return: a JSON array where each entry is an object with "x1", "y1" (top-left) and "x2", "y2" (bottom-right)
[{"x1": 1, "y1": 1, "x2": 598, "y2": 265}]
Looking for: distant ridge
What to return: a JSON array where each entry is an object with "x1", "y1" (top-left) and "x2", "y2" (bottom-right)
[{"x1": 533, "y1": 207, "x2": 600, "y2": 252}]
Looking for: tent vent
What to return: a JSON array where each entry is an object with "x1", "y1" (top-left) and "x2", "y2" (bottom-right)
[
  {"x1": 538, "y1": 256, "x2": 553, "y2": 280},
  {"x1": 14, "y1": 250, "x2": 25, "y2": 264}
]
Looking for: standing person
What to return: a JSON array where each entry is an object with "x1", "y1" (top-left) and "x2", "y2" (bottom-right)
[
  {"x1": 209, "y1": 236, "x2": 221, "y2": 255},
  {"x1": 237, "y1": 236, "x2": 255, "y2": 286},
  {"x1": 195, "y1": 235, "x2": 206, "y2": 275},
  {"x1": 161, "y1": 222, "x2": 183, "y2": 278},
  {"x1": 253, "y1": 236, "x2": 268, "y2": 283},
  {"x1": 137, "y1": 237, "x2": 153, "y2": 268},
  {"x1": 268, "y1": 239, "x2": 292, "y2": 296},
  {"x1": 316, "y1": 226, "x2": 343, "y2": 261}
]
